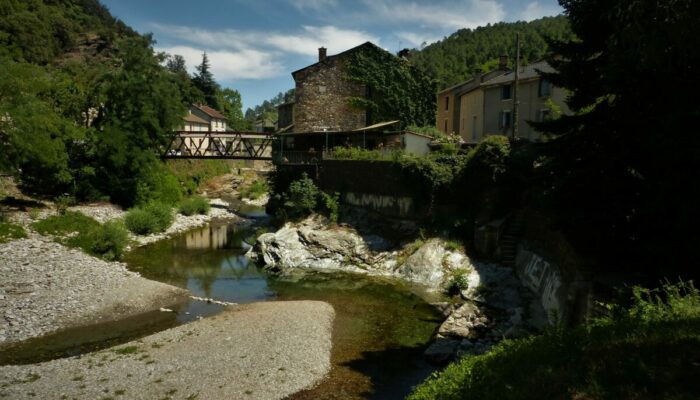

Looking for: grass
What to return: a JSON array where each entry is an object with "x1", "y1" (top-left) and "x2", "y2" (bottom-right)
[
  {"x1": 0, "y1": 221, "x2": 27, "y2": 243},
  {"x1": 239, "y1": 179, "x2": 268, "y2": 200},
  {"x1": 32, "y1": 212, "x2": 129, "y2": 260},
  {"x1": 445, "y1": 268, "x2": 470, "y2": 296},
  {"x1": 112, "y1": 346, "x2": 139, "y2": 355},
  {"x1": 409, "y1": 280, "x2": 700, "y2": 400}
]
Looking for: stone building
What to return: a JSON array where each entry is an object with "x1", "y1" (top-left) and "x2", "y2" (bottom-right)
[{"x1": 290, "y1": 42, "x2": 389, "y2": 132}]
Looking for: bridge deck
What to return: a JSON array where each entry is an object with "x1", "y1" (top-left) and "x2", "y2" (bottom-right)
[{"x1": 163, "y1": 131, "x2": 276, "y2": 160}]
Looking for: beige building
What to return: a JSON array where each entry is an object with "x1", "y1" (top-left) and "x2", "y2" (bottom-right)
[
  {"x1": 481, "y1": 60, "x2": 569, "y2": 141},
  {"x1": 437, "y1": 60, "x2": 569, "y2": 143},
  {"x1": 187, "y1": 104, "x2": 228, "y2": 132}
]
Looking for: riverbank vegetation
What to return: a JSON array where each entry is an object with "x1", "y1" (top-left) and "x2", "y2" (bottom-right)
[
  {"x1": 178, "y1": 196, "x2": 211, "y2": 216},
  {"x1": 0, "y1": 1, "x2": 239, "y2": 210},
  {"x1": 32, "y1": 211, "x2": 128, "y2": 260},
  {"x1": 409, "y1": 281, "x2": 700, "y2": 400}
]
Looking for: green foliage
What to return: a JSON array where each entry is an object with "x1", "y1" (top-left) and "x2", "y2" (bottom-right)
[
  {"x1": 166, "y1": 159, "x2": 230, "y2": 196},
  {"x1": 88, "y1": 220, "x2": 129, "y2": 261},
  {"x1": 345, "y1": 44, "x2": 436, "y2": 128},
  {"x1": 411, "y1": 16, "x2": 572, "y2": 90},
  {"x1": 244, "y1": 89, "x2": 294, "y2": 130},
  {"x1": 192, "y1": 52, "x2": 220, "y2": 110},
  {"x1": 533, "y1": 0, "x2": 700, "y2": 276},
  {"x1": 134, "y1": 163, "x2": 183, "y2": 206},
  {"x1": 409, "y1": 281, "x2": 700, "y2": 400},
  {"x1": 32, "y1": 211, "x2": 126, "y2": 259},
  {"x1": 329, "y1": 146, "x2": 391, "y2": 161},
  {"x1": 94, "y1": 35, "x2": 186, "y2": 206},
  {"x1": 446, "y1": 268, "x2": 470, "y2": 296},
  {"x1": 124, "y1": 208, "x2": 158, "y2": 235},
  {"x1": 124, "y1": 203, "x2": 173, "y2": 235},
  {"x1": 278, "y1": 173, "x2": 319, "y2": 220},
  {"x1": 216, "y1": 88, "x2": 247, "y2": 131},
  {"x1": 0, "y1": 221, "x2": 27, "y2": 243},
  {"x1": 239, "y1": 179, "x2": 268, "y2": 200},
  {"x1": 178, "y1": 196, "x2": 210, "y2": 216},
  {"x1": 320, "y1": 192, "x2": 340, "y2": 223}
]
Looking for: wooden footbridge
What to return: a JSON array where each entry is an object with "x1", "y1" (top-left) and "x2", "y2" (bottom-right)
[{"x1": 162, "y1": 131, "x2": 276, "y2": 160}]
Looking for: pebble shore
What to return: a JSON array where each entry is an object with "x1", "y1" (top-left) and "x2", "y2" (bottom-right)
[
  {"x1": 0, "y1": 237, "x2": 189, "y2": 346},
  {"x1": 0, "y1": 301, "x2": 335, "y2": 400}
]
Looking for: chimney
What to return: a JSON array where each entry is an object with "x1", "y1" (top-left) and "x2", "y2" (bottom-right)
[
  {"x1": 499, "y1": 55, "x2": 508, "y2": 70},
  {"x1": 318, "y1": 47, "x2": 327, "y2": 62}
]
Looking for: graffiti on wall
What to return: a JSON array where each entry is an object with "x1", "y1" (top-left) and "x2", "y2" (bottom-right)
[
  {"x1": 344, "y1": 192, "x2": 413, "y2": 217},
  {"x1": 519, "y1": 250, "x2": 562, "y2": 323}
]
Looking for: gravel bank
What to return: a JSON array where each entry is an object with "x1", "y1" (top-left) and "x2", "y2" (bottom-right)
[
  {"x1": 0, "y1": 301, "x2": 334, "y2": 400},
  {"x1": 0, "y1": 238, "x2": 189, "y2": 346}
]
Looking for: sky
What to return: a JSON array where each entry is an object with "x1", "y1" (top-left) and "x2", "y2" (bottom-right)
[{"x1": 101, "y1": 0, "x2": 563, "y2": 111}]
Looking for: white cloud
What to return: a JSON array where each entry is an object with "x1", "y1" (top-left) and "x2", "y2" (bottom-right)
[
  {"x1": 266, "y1": 26, "x2": 379, "y2": 56},
  {"x1": 157, "y1": 45, "x2": 285, "y2": 80},
  {"x1": 519, "y1": 1, "x2": 562, "y2": 21},
  {"x1": 151, "y1": 23, "x2": 377, "y2": 58},
  {"x1": 362, "y1": 0, "x2": 505, "y2": 30},
  {"x1": 395, "y1": 31, "x2": 442, "y2": 48},
  {"x1": 289, "y1": 0, "x2": 338, "y2": 11}
]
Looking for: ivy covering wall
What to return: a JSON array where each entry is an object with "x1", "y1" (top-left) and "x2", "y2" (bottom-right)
[{"x1": 344, "y1": 46, "x2": 436, "y2": 129}]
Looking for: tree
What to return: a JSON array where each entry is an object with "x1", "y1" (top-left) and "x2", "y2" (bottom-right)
[
  {"x1": 534, "y1": 0, "x2": 700, "y2": 277},
  {"x1": 93, "y1": 35, "x2": 185, "y2": 206},
  {"x1": 192, "y1": 52, "x2": 220, "y2": 110},
  {"x1": 216, "y1": 88, "x2": 247, "y2": 130},
  {"x1": 165, "y1": 53, "x2": 203, "y2": 106}
]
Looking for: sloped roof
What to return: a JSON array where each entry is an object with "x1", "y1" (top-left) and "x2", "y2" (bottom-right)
[
  {"x1": 291, "y1": 41, "x2": 391, "y2": 78},
  {"x1": 481, "y1": 60, "x2": 554, "y2": 87},
  {"x1": 193, "y1": 104, "x2": 227, "y2": 120},
  {"x1": 352, "y1": 120, "x2": 400, "y2": 131},
  {"x1": 184, "y1": 113, "x2": 209, "y2": 124}
]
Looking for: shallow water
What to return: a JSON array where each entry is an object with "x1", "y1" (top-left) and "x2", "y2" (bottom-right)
[
  {"x1": 124, "y1": 220, "x2": 443, "y2": 399},
  {"x1": 3, "y1": 218, "x2": 442, "y2": 399}
]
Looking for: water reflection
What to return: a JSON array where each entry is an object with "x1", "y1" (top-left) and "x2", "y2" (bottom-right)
[{"x1": 184, "y1": 223, "x2": 229, "y2": 249}]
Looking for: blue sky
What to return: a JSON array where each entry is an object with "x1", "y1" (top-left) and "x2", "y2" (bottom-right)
[{"x1": 101, "y1": 0, "x2": 563, "y2": 111}]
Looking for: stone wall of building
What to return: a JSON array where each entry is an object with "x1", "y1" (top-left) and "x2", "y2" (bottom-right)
[{"x1": 294, "y1": 58, "x2": 366, "y2": 132}]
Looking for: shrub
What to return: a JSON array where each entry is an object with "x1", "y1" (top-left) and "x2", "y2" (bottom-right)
[
  {"x1": 0, "y1": 222, "x2": 27, "y2": 243},
  {"x1": 134, "y1": 163, "x2": 183, "y2": 206},
  {"x1": 143, "y1": 202, "x2": 174, "y2": 232},
  {"x1": 409, "y1": 281, "x2": 700, "y2": 400},
  {"x1": 178, "y1": 196, "x2": 210, "y2": 216},
  {"x1": 32, "y1": 211, "x2": 127, "y2": 259},
  {"x1": 89, "y1": 221, "x2": 129, "y2": 261},
  {"x1": 445, "y1": 269, "x2": 470, "y2": 296},
  {"x1": 240, "y1": 179, "x2": 268, "y2": 200},
  {"x1": 320, "y1": 191, "x2": 340, "y2": 223},
  {"x1": 281, "y1": 173, "x2": 318, "y2": 218},
  {"x1": 124, "y1": 208, "x2": 159, "y2": 235}
]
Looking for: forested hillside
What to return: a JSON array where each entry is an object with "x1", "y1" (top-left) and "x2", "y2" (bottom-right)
[
  {"x1": 410, "y1": 16, "x2": 572, "y2": 89},
  {"x1": 0, "y1": 0, "x2": 244, "y2": 206}
]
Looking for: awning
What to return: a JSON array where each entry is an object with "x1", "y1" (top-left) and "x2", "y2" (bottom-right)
[{"x1": 352, "y1": 120, "x2": 400, "y2": 132}]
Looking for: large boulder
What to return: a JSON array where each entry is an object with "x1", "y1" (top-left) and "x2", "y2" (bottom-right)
[{"x1": 395, "y1": 239, "x2": 447, "y2": 286}]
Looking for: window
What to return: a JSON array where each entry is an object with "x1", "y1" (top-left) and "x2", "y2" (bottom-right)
[
  {"x1": 538, "y1": 79, "x2": 551, "y2": 97},
  {"x1": 499, "y1": 110, "x2": 512, "y2": 129},
  {"x1": 501, "y1": 84, "x2": 512, "y2": 100},
  {"x1": 537, "y1": 109, "x2": 551, "y2": 122},
  {"x1": 444, "y1": 119, "x2": 448, "y2": 132},
  {"x1": 445, "y1": 96, "x2": 449, "y2": 111}
]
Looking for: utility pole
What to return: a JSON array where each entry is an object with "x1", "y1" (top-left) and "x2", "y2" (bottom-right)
[{"x1": 513, "y1": 33, "x2": 520, "y2": 139}]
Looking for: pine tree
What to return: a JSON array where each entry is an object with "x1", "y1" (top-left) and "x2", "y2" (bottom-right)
[
  {"x1": 534, "y1": 0, "x2": 700, "y2": 276},
  {"x1": 192, "y1": 52, "x2": 220, "y2": 110}
]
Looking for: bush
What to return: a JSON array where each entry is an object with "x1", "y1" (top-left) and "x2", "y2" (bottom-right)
[
  {"x1": 134, "y1": 163, "x2": 183, "y2": 206},
  {"x1": 89, "y1": 221, "x2": 129, "y2": 261},
  {"x1": 409, "y1": 281, "x2": 700, "y2": 400},
  {"x1": 445, "y1": 269, "x2": 470, "y2": 296},
  {"x1": 320, "y1": 191, "x2": 340, "y2": 223},
  {"x1": 0, "y1": 222, "x2": 27, "y2": 243},
  {"x1": 143, "y1": 202, "x2": 174, "y2": 231},
  {"x1": 178, "y1": 196, "x2": 210, "y2": 216},
  {"x1": 124, "y1": 208, "x2": 159, "y2": 235},
  {"x1": 32, "y1": 211, "x2": 128, "y2": 259},
  {"x1": 240, "y1": 179, "x2": 268, "y2": 200},
  {"x1": 280, "y1": 173, "x2": 318, "y2": 219}
]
